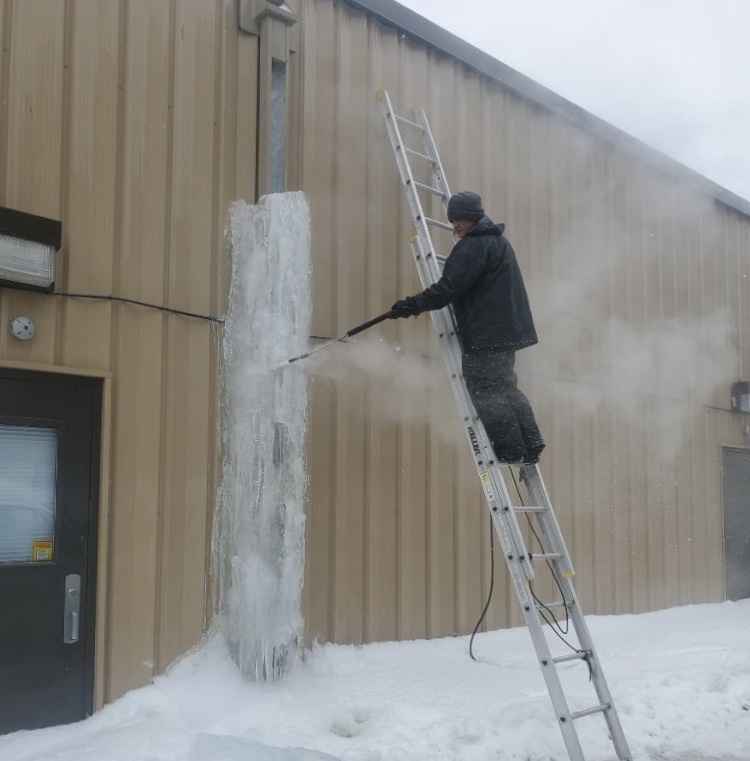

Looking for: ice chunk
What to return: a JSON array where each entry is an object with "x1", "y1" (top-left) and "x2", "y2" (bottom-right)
[{"x1": 212, "y1": 192, "x2": 312, "y2": 680}]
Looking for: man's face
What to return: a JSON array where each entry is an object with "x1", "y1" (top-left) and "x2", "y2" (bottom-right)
[{"x1": 452, "y1": 219, "x2": 475, "y2": 239}]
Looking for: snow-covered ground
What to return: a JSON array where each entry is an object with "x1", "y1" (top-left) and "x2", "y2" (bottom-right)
[{"x1": 1, "y1": 601, "x2": 748, "y2": 761}]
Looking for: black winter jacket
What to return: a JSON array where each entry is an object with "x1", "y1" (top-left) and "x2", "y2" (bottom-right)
[{"x1": 410, "y1": 217, "x2": 538, "y2": 352}]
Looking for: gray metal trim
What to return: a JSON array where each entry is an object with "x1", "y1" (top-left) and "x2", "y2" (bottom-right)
[{"x1": 343, "y1": 0, "x2": 750, "y2": 219}]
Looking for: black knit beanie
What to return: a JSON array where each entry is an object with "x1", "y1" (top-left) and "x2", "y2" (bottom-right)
[{"x1": 447, "y1": 191, "x2": 484, "y2": 222}]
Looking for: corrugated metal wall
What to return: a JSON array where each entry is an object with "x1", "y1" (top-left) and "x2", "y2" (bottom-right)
[
  {"x1": 0, "y1": 0, "x2": 261, "y2": 703},
  {"x1": 1, "y1": 0, "x2": 748, "y2": 708},
  {"x1": 299, "y1": 0, "x2": 750, "y2": 644}
]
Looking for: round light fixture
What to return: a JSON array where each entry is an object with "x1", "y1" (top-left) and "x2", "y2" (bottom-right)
[{"x1": 9, "y1": 316, "x2": 35, "y2": 341}]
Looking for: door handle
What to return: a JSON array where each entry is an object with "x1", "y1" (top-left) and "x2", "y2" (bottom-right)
[{"x1": 63, "y1": 574, "x2": 81, "y2": 644}]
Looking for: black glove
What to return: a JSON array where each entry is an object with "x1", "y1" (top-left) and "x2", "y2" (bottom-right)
[{"x1": 389, "y1": 297, "x2": 419, "y2": 319}]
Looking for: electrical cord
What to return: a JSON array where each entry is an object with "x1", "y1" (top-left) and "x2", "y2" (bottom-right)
[
  {"x1": 53, "y1": 291, "x2": 225, "y2": 324},
  {"x1": 469, "y1": 466, "x2": 590, "y2": 678},
  {"x1": 469, "y1": 513, "x2": 495, "y2": 661}
]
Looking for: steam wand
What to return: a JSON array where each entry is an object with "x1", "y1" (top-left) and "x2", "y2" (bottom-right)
[{"x1": 272, "y1": 310, "x2": 396, "y2": 370}]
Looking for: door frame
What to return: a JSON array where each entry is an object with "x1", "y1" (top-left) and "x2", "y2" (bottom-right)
[{"x1": 0, "y1": 361, "x2": 111, "y2": 712}]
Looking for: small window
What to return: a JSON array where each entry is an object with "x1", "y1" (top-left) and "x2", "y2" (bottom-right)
[
  {"x1": 270, "y1": 59, "x2": 287, "y2": 193},
  {"x1": 0, "y1": 424, "x2": 57, "y2": 563}
]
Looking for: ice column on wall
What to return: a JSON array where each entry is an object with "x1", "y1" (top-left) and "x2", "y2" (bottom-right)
[{"x1": 213, "y1": 192, "x2": 311, "y2": 680}]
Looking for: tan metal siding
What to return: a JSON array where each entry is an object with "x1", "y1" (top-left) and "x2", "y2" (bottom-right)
[
  {"x1": 0, "y1": 0, "x2": 746, "y2": 707},
  {"x1": 0, "y1": 0, "x2": 257, "y2": 703},
  {"x1": 298, "y1": 0, "x2": 750, "y2": 645}
]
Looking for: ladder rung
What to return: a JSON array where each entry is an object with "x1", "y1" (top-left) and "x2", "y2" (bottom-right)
[
  {"x1": 552, "y1": 651, "x2": 588, "y2": 665},
  {"x1": 424, "y1": 216, "x2": 453, "y2": 231},
  {"x1": 535, "y1": 600, "x2": 568, "y2": 611},
  {"x1": 571, "y1": 703, "x2": 610, "y2": 721},
  {"x1": 404, "y1": 147, "x2": 436, "y2": 164},
  {"x1": 410, "y1": 179, "x2": 445, "y2": 197},
  {"x1": 530, "y1": 552, "x2": 563, "y2": 562},
  {"x1": 512, "y1": 505, "x2": 547, "y2": 513},
  {"x1": 394, "y1": 114, "x2": 424, "y2": 131}
]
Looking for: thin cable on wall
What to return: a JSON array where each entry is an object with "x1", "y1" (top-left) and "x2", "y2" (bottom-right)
[{"x1": 53, "y1": 292, "x2": 225, "y2": 324}]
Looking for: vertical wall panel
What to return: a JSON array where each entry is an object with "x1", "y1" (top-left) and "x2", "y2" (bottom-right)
[
  {"x1": 304, "y1": 377, "x2": 336, "y2": 641},
  {"x1": 168, "y1": 0, "x2": 217, "y2": 315},
  {"x1": 392, "y1": 39, "x2": 430, "y2": 641},
  {"x1": 739, "y1": 214, "x2": 750, "y2": 380},
  {"x1": 65, "y1": 0, "x2": 119, "y2": 294},
  {"x1": 361, "y1": 23, "x2": 400, "y2": 643},
  {"x1": 116, "y1": 0, "x2": 170, "y2": 303},
  {"x1": 61, "y1": 0, "x2": 120, "y2": 370},
  {"x1": 4, "y1": 0, "x2": 64, "y2": 217},
  {"x1": 156, "y1": 0, "x2": 218, "y2": 670},
  {"x1": 0, "y1": 2, "x2": 64, "y2": 366},
  {"x1": 427, "y1": 388, "x2": 458, "y2": 637},
  {"x1": 301, "y1": 0, "x2": 336, "y2": 338},
  {"x1": 105, "y1": 0, "x2": 172, "y2": 697},
  {"x1": 333, "y1": 376, "x2": 367, "y2": 643},
  {"x1": 158, "y1": 319, "x2": 213, "y2": 669},
  {"x1": 453, "y1": 458, "x2": 488, "y2": 630},
  {"x1": 106, "y1": 311, "x2": 164, "y2": 696},
  {"x1": 364, "y1": 379, "x2": 398, "y2": 642},
  {"x1": 330, "y1": 7, "x2": 369, "y2": 644}
]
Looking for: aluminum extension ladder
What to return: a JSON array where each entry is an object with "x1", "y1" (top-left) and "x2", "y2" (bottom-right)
[{"x1": 377, "y1": 89, "x2": 631, "y2": 761}]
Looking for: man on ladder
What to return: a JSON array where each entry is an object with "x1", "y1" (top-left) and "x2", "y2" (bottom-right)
[
  {"x1": 379, "y1": 90, "x2": 631, "y2": 760},
  {"x1": 389, "y1": 190, "x2": 546, "y2": 465}
]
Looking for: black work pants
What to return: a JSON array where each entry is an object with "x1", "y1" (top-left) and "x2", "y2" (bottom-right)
[{"x1": 462, "y1": 348, "x2": 544, "y2": 463}]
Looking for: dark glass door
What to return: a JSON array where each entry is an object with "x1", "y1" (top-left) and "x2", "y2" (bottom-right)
[{"x1": 0, "y1": 368, "x2": 101, "y2": 734}]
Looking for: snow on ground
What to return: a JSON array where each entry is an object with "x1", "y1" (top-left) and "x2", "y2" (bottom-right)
[{"x1": 1, "y1": 601, "x2": 748, "y2": 761}]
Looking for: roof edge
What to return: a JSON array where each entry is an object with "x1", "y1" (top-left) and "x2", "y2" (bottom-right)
[{"x1": 343, "y1": 0, "x2": 750, "y2": 219}]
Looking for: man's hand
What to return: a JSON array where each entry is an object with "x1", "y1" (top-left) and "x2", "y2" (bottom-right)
[{"x1": 390, "y1": 297, "x2": 419, "y2": 318}]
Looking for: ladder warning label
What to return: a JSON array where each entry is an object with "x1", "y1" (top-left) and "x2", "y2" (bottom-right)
[{"x1": 480, "y1": 472, "x2": 494, "y2": 501}]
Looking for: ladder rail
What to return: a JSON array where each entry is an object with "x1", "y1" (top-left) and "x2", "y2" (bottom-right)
[
  {"x1": 554, "y1": 573, "x2": 633, "y2": 755},
  {"x1": 378, "y1": 91, "x2": 445, "y2": 286},
  {"x1": 414, "y1": 106, "x2": 452, "y2": 219},
  {"x1": 522, "y1": 471, "x2": 631, "y2": 759}
]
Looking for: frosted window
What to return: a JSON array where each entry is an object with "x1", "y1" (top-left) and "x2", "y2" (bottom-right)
[
  {"x1": 270, "y1": 59, "x2": 287, "y2": 193},
  {"x1": 0, "y1": 424, "x2": 57, "y2": 563}
]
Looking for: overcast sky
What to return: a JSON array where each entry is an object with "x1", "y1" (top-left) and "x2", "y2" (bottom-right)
[{"x1": 398, "y1": 0, "x2": 750, "y2": 202}]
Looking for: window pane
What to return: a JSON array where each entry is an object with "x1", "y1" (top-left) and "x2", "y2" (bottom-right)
[
  {"x1": 270, "y1": 59, "x2": 287, "y2": 193},
  {"x1": 0, "y1": 424, "x2": 57, "y2": 563}
]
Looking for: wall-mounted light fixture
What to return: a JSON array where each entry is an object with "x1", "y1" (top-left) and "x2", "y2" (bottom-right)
[
  {"x1": 8, "y1": 316, "x2": 35, "y2": 341},
  {"x1": 238, "y1": 0, "x2": 297, "y2": 36},
  {"x1": 0, "y1": 206, "x2": 62, "y2": 293},
  {"x1": 731, "y1": 381, "x2": 750, "y2": 413}
]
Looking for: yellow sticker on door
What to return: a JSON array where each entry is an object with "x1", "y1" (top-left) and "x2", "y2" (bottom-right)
[{"x1": 32, "y1": 540, "x2": 54, "y2": 561}]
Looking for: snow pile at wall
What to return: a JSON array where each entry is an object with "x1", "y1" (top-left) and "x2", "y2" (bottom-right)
[{"x1": 213, "y1": 192, "x2": 312, "y2": 680}]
